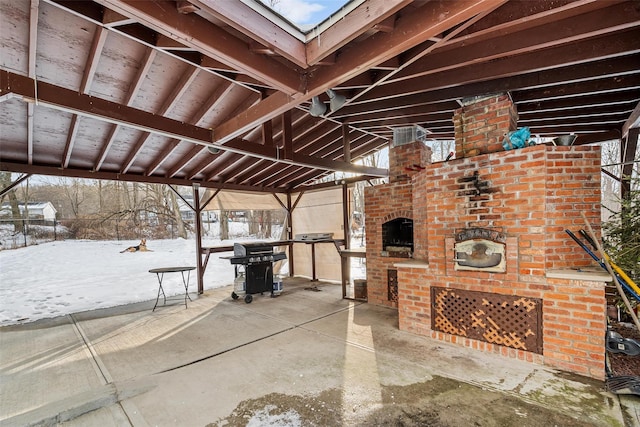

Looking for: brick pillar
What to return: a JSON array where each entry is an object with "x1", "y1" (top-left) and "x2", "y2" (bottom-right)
[
  {"x1": 453, "y1": 94, "x2": 518, "y2": 158},
  {"x1": 389, "y1": 141, "x2": 432, "y2": 183}
]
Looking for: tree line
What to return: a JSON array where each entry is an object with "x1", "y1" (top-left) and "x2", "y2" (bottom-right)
[{"x1": 0, "y1": 173, "x2": 283, "y2": 241}]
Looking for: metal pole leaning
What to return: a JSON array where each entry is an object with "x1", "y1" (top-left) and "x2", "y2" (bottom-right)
[
  {"x1": 565, "y1": 230, "x2": 640, "y2": 301},
  {"x1": 579, "y1": 229, "x2": 640, "y2": 296},
  {"x1": 580, "y1": 212, "x2": 640, "y2": 331}
]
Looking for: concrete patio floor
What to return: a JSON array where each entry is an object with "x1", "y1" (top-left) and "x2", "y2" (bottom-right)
[{"x1": 1, "y1": 277, "x2": 638, "y2": 426}]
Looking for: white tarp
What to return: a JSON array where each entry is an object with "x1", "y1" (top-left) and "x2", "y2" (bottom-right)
[
  {"x1": 290, "y1": 187, "x2": 345, "y2": 282},
  {"x1": 200, "y1": 187, "x2": 349, "y2": 283},
  {"x1": 201, "y1": 189, "x2": 286, "y2": 211}
]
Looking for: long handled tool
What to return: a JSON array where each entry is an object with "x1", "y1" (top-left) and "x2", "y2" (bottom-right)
[
  {"x1": 580, "y1": 212, "x2": 640, "y2": 331},
  {"x1": 579, "y1": 229, "x2": 640, "y2": 296},
  {"x1": 565, "y1": 229, "x2": 640, "y2": 301}
]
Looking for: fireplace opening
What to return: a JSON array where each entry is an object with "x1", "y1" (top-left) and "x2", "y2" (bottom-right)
[{"x1": 382, "y1": 217, "x2": 413, "y2": 257}]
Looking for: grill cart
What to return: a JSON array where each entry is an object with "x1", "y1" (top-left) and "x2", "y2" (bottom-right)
[{"x1": 227, "y1": 242, "x2": 286, "y2": 303}]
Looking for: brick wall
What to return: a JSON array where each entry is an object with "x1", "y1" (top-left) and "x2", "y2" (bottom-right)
[
  {"x1": 389, "y1": 140, "x2": 432, "y2": 182},
  {"x1": 453, "y1": 94, "x2": 518, "y2": 158},
  {"x1": 398, "y1": 145, "x2": 606, "y2": 379},
  {"x1": 364, "y1": 141, "x2": 431, "y2": 308},
  {"x1": 414, "y1": 145, "x2": 601, "y2": 273},
  {"x1": 364, "y1": 94, "x2": 606, "y2": 379},
  {"x1": 364, "y1": 182, "x2": 413, "y2": 308}
]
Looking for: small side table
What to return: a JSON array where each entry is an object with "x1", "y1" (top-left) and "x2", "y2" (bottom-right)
[{"x1": 149, "y1": 266, "x2": 196, "y2": 311}]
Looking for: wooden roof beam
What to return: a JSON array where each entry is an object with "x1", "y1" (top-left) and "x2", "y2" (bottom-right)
[
  {"x1": 516, "y1": 92, "x2": 640, "y2": 113},
  {"x1": 512, "y1": 71, "x2": 640, "y2": 103},
  {"x1": 203, "y1": 152, "x2": 244, "y2": 182},
  {"x1": 247, "y1": 162, "x2": 287, "y2": 187},
  {"x1": 190, "y1": 0, "x2": 307, "y2": 68},
  {"x1": 121, "y1": 68, "x2": 201, "y2": 174},
  {"x1": 1, "y1": 71, "x2": 386, "y2": 176},
  {"x1": 213, "y1": 0, "x2": 503, "y2": 144},
  {"x1": 0, "y1": 161, "x2": 285, "y2": 193},
  {"x1": 358, "y1": 29, "x2": 640, "y2": 102},
  {"x1": 388, "y1": 1, "x2": 640, "y2": 84},
  {"x1": 307, "y1": 0, "x2": 507, "y2": 92},
  {"x1": 169, "y1": 94, "x2": 264, "y2": 179},
  {"x1": 176, "y1": 1, "x2": 199, "y2": 14},
  {"x1": 64, "y1": 26, "x2": 108, "y2": 169},
  {"x1": 305, "y1": 0, "x2": 410, "y2": 66},
  {"x1": 145, "y1": 81, "x2": 235, "y2": 176},
  {"x1": 102, "y1": 7, "x2": 136, "y2": 27},
  {"x1": 96, "y1": 0, "x2": 303, "y2": 93},
  {"x1": 27, "y1": 0, "x2": 39, "y2": 165},
  {"x1": 94, "y1": 48, "x2": 157, "y2": 171},
  {"x1": 167, "y1": 145, "x2": 205, "y2": 178},
  {"x1": 622, "y1": 101, "x2": 640, "y2": 137}
]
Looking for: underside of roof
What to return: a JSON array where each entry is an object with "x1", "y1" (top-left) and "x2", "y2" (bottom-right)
[{"x1": 1, "y1": 0, "x2": 639, "y2": 193}]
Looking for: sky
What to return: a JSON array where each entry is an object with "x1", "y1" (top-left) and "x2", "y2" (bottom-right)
[{"x1": 261, "y1": 0, "x2": 350, "y2": 27}]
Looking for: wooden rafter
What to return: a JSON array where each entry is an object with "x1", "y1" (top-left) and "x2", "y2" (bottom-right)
[
  {"x1": 191, "y1": 0, "x2": 307, "y2": 68},
  {"x1": 121, "y1": 68, "x2": 200, "y2": 174},
  {"x1": 94, "y1": 48, "x2": 157, "y2": 171},
  {"x1": 145, "y1": 81, "x2": 234, "y2": 176},
  {"x1": 212, "y1": 0, "x2": 505, "y2": 144},
  {"x1": 305, "y1": 0, "x2": 410, "y2": 66},
  {"x1": 97, "y1": 0, "x2": 303, "y2": 93},
  {"x1": 62, "y1": 26, "x2": 108, "y2": 169},
  {"x1": 2, "y1": 0, "x2": 640, "y2": 191},
  {"x1": 27, "y1": 0, "x2": 39, "y2": 165},
  {"x1": 0, "y1": 70, "x2": 386, "y2": 177}
]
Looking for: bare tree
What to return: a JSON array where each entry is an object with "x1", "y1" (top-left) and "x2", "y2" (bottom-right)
[
  {"x1": 61, "y1": 177, "x2": 85, "y2": 218},
  {"x1": 0, "y1": 172, "x2": 23, "y2": 231},
  {"x1": 167, "y1": 189, "x2": 187, "y2": 239},
  {"x1": 219, "y1": 210, "x2": 229, "y2": 240},
  {"x1": 262, "y1": 210, "x2": 272, "y2": 238}
]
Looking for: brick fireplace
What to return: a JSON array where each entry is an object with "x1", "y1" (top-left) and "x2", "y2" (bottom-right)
[{"x1": 365, "y1": 94, "x2": 608, "y2": 380}]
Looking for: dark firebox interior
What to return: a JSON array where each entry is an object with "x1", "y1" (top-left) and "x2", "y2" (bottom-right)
[{"x1": 382, "y1": 218, "x2": 414, "y2": 252}]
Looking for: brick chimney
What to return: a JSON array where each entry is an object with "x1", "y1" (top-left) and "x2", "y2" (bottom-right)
[
  {"x1": 388, "y1": 140, "x2": 432, "y2": 183},
  {"x1": 453, "y1": 94, "x2": 518, "y2": 158}
]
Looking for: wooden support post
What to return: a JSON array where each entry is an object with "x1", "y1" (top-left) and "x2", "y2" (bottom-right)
[
  {"x1": 193, "y1": 183, "x2": 204, "y2": 294},
  {"x1": 282, "y1": 110, "x2": 293, "y2": 160},
  {"x1": 262, "y1": 119, "x2": 273, "y2": 147},
  {"x1": 287, "y1": 192, "x2": 294, "y2": 276},
  {"x1": 342, "y1": 123, "x2": 351, "y2": 163},
  {"x1": 342, "y1": 182, "x2": 350, "y2": 298},
  {"x1": 622, "y1": 128, "x2": 638, "y2": 200}
]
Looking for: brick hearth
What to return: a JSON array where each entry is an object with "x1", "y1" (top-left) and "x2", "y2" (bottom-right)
[{"x1": 364, "y1": 94, "x2": 607, "y2": 380}]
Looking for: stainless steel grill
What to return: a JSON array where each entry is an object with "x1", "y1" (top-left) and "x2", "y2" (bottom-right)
[{"x1": 227, "y1": 242, "x2": 287, "y2": 303}]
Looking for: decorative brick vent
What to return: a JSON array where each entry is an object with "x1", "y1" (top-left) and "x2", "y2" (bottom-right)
[
  {"x1": 431, "y1": 287, "x2": 543, "y2": 354},
  {"x1": 388, "y1": 269, "x2": 398, "y2": 302}
]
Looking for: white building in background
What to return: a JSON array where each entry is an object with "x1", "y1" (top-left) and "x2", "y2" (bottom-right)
[
  {"x1": 177, "y1": 196, "x2": 218, "y2": 222},
  {"x1": 0, "y1": 202, "x2": 58, "y2": 222}
]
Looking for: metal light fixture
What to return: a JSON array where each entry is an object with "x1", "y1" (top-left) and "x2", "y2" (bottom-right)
[
  {"x1": 208, "y1": 146, "x2": 221, "y2": 155},
  {"x1": 309, "y1": 90, "x2": 347, "y2": 117},
  {"x1": 309, "y1": 96, "x2": 327, "y2": 117},
  {"x1": 326, "y1": 89, "x2": 346, "y2": 113}
]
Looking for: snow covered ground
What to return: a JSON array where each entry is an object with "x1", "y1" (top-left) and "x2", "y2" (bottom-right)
[
  {"x1": 0, "y1": 237, "x2": 243, "y2": 325},
  {"x1": 0, "y1": 222, "x2": 366, "y2": 326}
]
